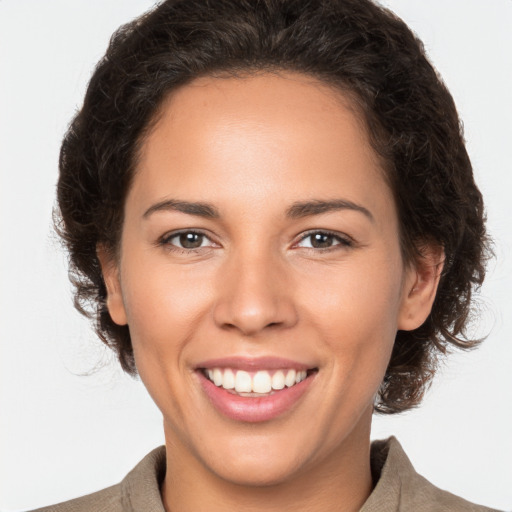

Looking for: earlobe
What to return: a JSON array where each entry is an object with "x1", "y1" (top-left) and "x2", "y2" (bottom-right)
[
  {"x1": 97, "y1": 245, "x2": 128, "y2": 326},
  {"x1": 398, "y1": 245, "x2": 445, "y2": 331}
]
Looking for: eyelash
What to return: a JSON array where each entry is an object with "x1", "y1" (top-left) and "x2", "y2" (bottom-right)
[
  {"x1": 158, "y1": 230, "x2": 215, "y2": 254},
  {"x1": 157, "y1": 229, "x2": 354, "y2": 254},
  {"x1": 294, "y1": 230, "x2": 354, "y2": 251}
]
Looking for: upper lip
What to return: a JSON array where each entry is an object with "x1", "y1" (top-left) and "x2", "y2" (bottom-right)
[{"x1": 196, "y1": 356, "x2": 315, "y2": 372}]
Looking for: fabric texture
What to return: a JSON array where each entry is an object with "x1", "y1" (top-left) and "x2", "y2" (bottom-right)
[{"x1": 30, "y1": 437, "x2": 500, "y2": 512}]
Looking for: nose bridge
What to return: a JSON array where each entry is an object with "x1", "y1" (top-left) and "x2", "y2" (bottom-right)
[{"x1": 213, "y1": 242, "x2": 297, "y2": 335}]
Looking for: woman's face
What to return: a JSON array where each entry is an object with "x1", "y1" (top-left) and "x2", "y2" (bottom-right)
[{"x1": 103, "y1": 72, "x2": 431, "y2": 486}]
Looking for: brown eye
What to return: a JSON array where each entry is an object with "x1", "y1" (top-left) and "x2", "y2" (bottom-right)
[
  {"x1": 161, "y1": 231, "x2": 213, "y2": 250},
  {"x1": 310, "y1": 233, "x2": 335, "y2": 248},
  {"x1": 296, "y1": 231, "x2": 352, "y2": 250},
  {"x1": 178, "y1": 232, "x2": 205, "y2": 249}
]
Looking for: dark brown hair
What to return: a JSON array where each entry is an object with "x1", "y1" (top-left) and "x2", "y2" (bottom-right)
[{"x1": 57, "y1": 0, "x2": 491, "y2": 413}]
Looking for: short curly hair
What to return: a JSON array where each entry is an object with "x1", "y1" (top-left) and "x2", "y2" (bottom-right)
[{"x1": 57, "y1": 0, "x2": 491, "y2": 413}]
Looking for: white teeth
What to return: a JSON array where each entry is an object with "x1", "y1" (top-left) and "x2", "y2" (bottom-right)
[
  {"x1": 205, "y1": 367, "x2": 310, "y2": 394},
  {"x1": 295, "y1": 370, "x2": 307, "y2": 384},
  {"x1": 271, "y1": 370, "x2": 285, "y2": 390},
  {"x1": 213, "y1": 368, "x2": 223, "y2": 386},
  {"x1": 285, "y1": 369, "x2": 297, "y2": 387},
  {"x1": 234, "y1": 370, "x2": 252, "y2": 393},
  {"x1": 223, "y1": 368, "x2": 235, "y2": 389},
  {"x1": 253, "y1": 371, "x2": 272, "y2": 393}
]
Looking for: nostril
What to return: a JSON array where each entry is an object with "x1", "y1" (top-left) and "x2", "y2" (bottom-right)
[{"x1": 221, "y1": 322, "x2": 240, "y2": 332}]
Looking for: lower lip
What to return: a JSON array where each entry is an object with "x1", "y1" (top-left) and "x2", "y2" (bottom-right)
[{"x1": 198, "y1": 371, "x2": 315, "y2": 423}]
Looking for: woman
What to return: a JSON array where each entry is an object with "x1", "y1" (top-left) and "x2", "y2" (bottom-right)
[{"x1": 14, "y1": 0, "x2": 503, "y2": 510}]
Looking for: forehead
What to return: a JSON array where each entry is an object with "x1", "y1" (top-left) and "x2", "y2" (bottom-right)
[{"x1": 131, "y1": 71, "x2": 393, "y2": 222}]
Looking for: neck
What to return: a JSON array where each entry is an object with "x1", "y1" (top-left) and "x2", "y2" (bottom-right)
[{"x1": 161, "y1": 409, "x2": 374, "y2": 512}]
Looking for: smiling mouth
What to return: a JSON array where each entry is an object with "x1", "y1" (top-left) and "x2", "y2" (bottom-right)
[{"x1": 201, "y1": 367, "x2": 318, "y2": 396}]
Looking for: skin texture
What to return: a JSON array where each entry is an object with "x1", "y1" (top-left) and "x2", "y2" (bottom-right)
[{"x1": 100, "y1": 72, "x2": 442, "y2": 512}]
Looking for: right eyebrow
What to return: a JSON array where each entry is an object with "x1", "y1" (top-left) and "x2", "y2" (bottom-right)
[
  {"x1": 142, "y1": 199, "x2": 220, "y2": 219},
  {"x1": 286, "y1": 199, "x2": 374, "y2": 223}
]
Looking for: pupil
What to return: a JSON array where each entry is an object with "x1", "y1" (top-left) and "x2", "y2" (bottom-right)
[
  {"x1": 180, "y1": 233, "x2": 202, "y2": 248},
  {"x1": 312, "y1": 233, "x2": 333, "y2": 248}
]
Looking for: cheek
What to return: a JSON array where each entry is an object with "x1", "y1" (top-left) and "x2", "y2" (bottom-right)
[
  {"x1": 299, "y1": 251, "x2": 404, "y2": 372},
  {"x1": 118, "y1": 256, "x2": 218, "y2": 420},
  {"x1": 119, "y1": 255, "x2": 215, "y2": 360},
  {"x1": 303, "y1": 255, "x2": 403, "y2": 329}
]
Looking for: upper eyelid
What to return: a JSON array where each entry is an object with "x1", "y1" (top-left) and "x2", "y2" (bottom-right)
[
  {"x1": 161, "y1": 228, "x2": 211, "y2": 238},
  {"x1": 159, "y1": 229, "x2": 217, "y2": 245},
  {"x1": 294, "y1": 229, "x2": 353, "y2": 244}
]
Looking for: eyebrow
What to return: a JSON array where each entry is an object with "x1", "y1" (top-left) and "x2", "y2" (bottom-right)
[
  {"x1": 143, "y1": 199, "x2": 220, "y2": 219},
  {"x1": 143, "y1": 198, "x2": 374, "y2": 222},
  {"x1": 286, "y1": 199, "x2": 374, "y2": 222}
]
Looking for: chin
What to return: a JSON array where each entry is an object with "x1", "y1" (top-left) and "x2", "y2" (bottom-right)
[
  {"x1": 209, "y1": 452, "x2": 307, "y2": 488},
  {"x1": 192, "y1": 424, "x2": 330, "y2": 488}
]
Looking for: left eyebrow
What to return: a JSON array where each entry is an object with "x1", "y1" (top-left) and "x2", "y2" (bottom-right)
[
  {"x1": 286, "y1": 199, "x2": 374, "y2": 223},
  {"x1": 143, "y1": 199, "x2": 220, "y2": 219}
]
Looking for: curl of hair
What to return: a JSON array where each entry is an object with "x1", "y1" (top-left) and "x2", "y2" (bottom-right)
[{"x1": 56, "y1": 0, "x2": 491, "y2": 413}]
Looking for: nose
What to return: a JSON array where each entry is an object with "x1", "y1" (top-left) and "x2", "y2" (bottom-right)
[{"x1": 212, "y1": 250, "x2": 298, "y2": 336}]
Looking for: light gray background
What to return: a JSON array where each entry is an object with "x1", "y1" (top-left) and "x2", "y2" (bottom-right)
[{"x1": 1, "y1": 1, "x2": 511, "y2": 510}]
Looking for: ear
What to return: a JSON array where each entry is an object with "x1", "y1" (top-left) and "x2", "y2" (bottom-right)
[
  {"x1": 397, "y1": 244, "x2": 445, "y2": 331},
  {"x1": 97, "y1": 244, "x2": 128, "y2": 326}
]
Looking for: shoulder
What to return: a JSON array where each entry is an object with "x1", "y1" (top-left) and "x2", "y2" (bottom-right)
[
  {"x1": 28, "y1": 446, "x2": 166, "y2": 512},
  {"x1": 30, "y1": 484, "x2": 122, "y2": 512},
  {"x1": 363, "y1": 437, "x2": 502, "y2": 512}
]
